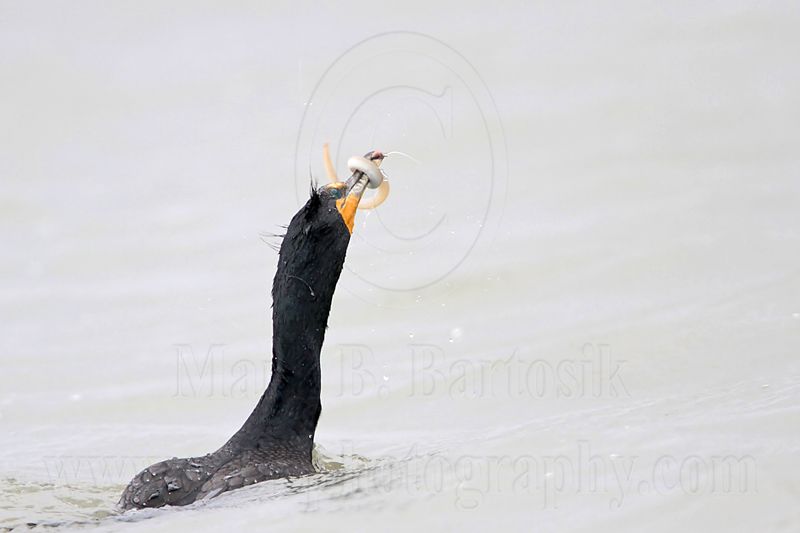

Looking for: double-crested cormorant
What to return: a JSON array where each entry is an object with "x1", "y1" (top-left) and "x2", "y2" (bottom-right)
[{"x1": 119, "y1": 149, "x2": 387, "y2": 510}]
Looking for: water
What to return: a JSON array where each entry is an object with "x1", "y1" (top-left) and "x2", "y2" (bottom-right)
[{"x1": 1, "y1": 2, "x2": 799, "y2": 531}]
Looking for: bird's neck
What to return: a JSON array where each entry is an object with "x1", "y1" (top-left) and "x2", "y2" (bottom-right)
[{"x1": 233, "y1": 237, "x2": 346, "y2": 451}]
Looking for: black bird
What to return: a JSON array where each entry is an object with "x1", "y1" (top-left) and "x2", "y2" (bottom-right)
[{"x1": 119, "y1": 150, "x2": 385, "y2": 510}]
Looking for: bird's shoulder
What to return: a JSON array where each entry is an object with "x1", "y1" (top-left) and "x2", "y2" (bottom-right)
[
  {"x1": 118, "y1": 454, "x2": 219, "y2": 509},
  {"x1": 119, "y1": 445, "x2": 315, "y2": 510},
  {"x1": 194, "y1": 447, "x2": 314, "y2": 499}
]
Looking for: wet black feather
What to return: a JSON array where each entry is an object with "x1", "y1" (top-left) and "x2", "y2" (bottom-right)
[{"x1": 119, "y1": 185, "x2": 352, "y2": 510}]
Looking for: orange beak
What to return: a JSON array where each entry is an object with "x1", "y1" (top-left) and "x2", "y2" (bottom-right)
[{"x1": 335, "y1": 175, "x2": 369, "y2": 233}]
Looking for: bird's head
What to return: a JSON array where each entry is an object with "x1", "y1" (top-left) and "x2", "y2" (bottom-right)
[
  {"x1": 277, "y1": 150, "x2": 386, "y2": 293},
  {"x1": 318, "y1": 149, "x2": 385, "y2": 234}
]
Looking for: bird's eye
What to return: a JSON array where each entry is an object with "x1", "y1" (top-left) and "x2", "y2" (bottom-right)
[{"x1": 327, "y1": 186, "x2": 344, "y2": 199}]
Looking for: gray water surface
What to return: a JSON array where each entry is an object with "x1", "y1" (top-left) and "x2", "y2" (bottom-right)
[{"x1": 1, "y1": 2, "x2": 798, "y2": 531}]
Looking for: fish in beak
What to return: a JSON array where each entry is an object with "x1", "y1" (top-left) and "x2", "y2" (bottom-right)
[{"x1": 325, "y1": 147, "x2": 389, "y2": 233}]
